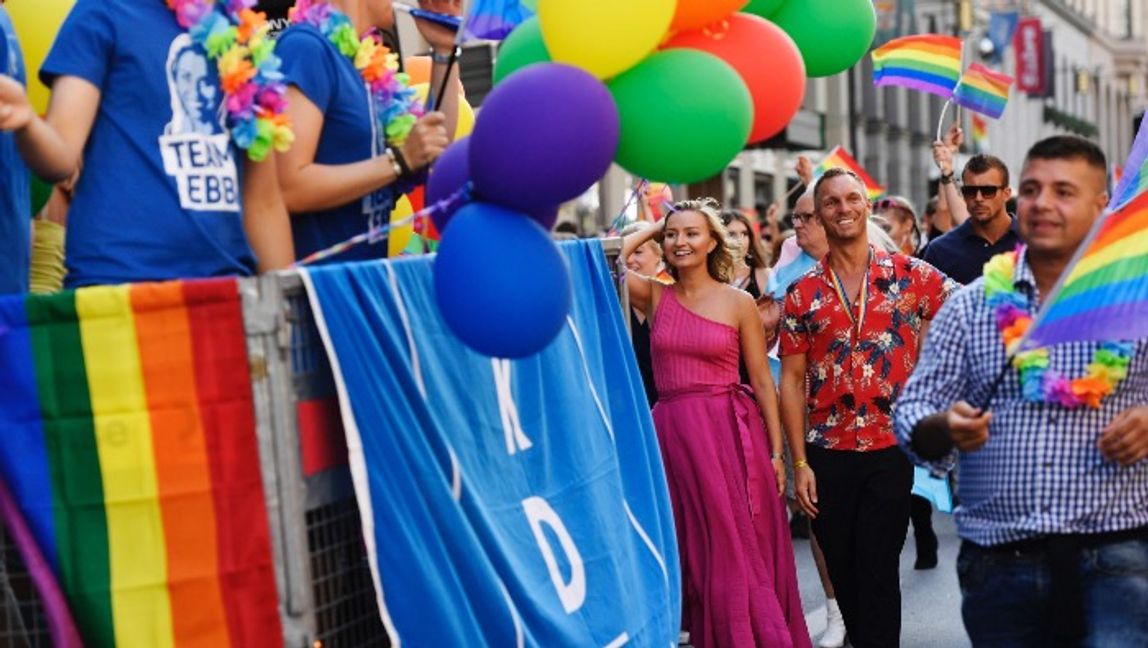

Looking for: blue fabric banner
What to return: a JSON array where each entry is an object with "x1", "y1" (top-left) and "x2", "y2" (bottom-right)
[{"x1": 301, "y1": 240, "x2": 680, "y2": 647}]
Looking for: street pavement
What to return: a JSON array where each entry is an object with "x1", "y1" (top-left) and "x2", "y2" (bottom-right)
[{"x1": 795, "y1": 509, "x2": 972, "y2": 648}]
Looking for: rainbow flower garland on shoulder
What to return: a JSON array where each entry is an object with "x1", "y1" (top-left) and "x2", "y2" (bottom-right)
[
  {"x1": 168, "y1": 0, "x2": 294, "y2": 161},
  {"x1": 289, "y1": 0, "x2": 423, "y2": 147},
  {"x1": 983, "y1": 247, "x2": 1133, "y2": 408}
]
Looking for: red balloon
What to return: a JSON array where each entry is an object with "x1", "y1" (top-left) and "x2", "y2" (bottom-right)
[
  {"x1": 670, "y1": 0, "x2": 748, "y2": 33},
  {"x1": 664, "y1": 13, "x2": 806, "y2": 144}
]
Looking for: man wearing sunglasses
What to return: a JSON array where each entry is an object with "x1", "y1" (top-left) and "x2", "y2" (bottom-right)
[{"x1": 923, "y1": 144, "x2": 1020, "y2": 284}]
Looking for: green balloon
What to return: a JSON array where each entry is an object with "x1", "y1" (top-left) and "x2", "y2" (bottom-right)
[
  {"x1": 771, "y1": 0, "x2": 875, "y2": 78},
  {"x1": 493, "y1": 17, "x2": 550, "y2": 85},
  {"x1": 608, "y1": 50, "x2": 752, "y2": 185},
  {"x1": 743, "y1": 0, "x2": 787, "y2": 19}
]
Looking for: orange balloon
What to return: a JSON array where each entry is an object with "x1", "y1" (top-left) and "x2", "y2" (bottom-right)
[
  {"x1": 670, "y1": 0, "x2": 748, "y2": 33},
  {"x1": 664, "y1": 13, "x2": 805, "y2": 144},
  {"x1": 405, "y1": 56, "x2": 433, "y2": 85}
]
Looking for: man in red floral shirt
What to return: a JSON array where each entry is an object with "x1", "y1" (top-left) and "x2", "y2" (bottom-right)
[{"x1": 780, "y1": 168, "x2": 957, "y2": 647}]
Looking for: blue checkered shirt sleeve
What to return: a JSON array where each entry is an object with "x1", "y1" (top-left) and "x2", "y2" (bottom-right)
[{"x1": 894, "y1": 283, "x2": 976, "y2": 472}]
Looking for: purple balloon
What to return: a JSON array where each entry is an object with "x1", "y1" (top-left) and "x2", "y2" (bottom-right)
[
  {"x1": 429, "y1": 136, "x2": 560, "y2": 232},
  {"x1": 427, "y1": 137, "x2": 472, "y2": 232},
  {"x1": 469, "y1": 63, "x2": 620, "y2": 215}
]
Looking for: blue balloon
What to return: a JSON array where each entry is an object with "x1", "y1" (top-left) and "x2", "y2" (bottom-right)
[
  {"x1": 426, "y1": 137, "x2": 471, "y2": 233},
  {"x1": 427, "y1": 136, "x2": 560, "y2": 232},
  {"x1": 433, "y1": 203, "x2": 572, "y2": 358},
  {"x1": 470, "y1": 63, "x2": 619, "y2": 215}
]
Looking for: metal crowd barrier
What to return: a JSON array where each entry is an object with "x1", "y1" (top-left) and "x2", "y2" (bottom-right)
[{"x1": 0, "y1": 238, "x2": 625, "y2": 647}]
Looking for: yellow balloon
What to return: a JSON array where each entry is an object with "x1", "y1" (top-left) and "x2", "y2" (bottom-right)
[
  {"x1": 7, "y1": 0, "x2": 75, "y2": 113},
  {"x1": 411, "y1": 82, "x2": 475, "y2": 138},
  {"x1": 388, "y1": 195, "x2": 415, "y2": 258},
  {"x1": 538, "y1": 0, "x2": 675, "y2": 80}
]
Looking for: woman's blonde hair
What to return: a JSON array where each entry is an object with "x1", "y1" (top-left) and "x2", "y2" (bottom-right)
[{"x1": 662, "y1": 198, "x2": 734, "y2": 283}]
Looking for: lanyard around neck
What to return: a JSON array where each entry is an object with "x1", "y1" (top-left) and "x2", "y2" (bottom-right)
[{"x1": 828, "y1": 252, "x2": 872, "y2": 335}]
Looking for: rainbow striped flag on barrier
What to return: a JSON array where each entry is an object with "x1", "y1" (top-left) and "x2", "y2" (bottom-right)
[
  {"x1": 0, "y1": 279, "x2": 282, "y2": 647},
  {"x1": 872, "y1": 34, "x2": 963, "y2": 99},
  {"x1": 952, "y1": 63, "x2": 1013, "y2": 119},
  {"x1": 814, "y1": 145, "x2": 886, "y2": 200}
]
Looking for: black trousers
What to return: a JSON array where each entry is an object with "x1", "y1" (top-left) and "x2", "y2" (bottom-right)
[{"x1": 808, "y1": 445, "x2": 913, "y2": 648}]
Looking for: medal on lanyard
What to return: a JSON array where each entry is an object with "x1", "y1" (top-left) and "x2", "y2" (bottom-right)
[{"x1": 829, "y1": 262, "x2": 870, "y2": 338}]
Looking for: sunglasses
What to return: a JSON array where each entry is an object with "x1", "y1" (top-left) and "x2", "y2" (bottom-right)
[
  {"x1": 872, "y1": 198, "x2": 906, "y2": 211},
  {"x1": 960, "y1": 185, "x2": 1006, "y2": 199}
]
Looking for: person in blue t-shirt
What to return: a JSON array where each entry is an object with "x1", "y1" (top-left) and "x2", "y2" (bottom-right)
[
  {"x1": 277, "y1": 0, "x2": 461, "y2": 263},
  {"x1": 0, "y1": 0, "x2": 293, "y2": 287},
  {"x1": 0, "y1": 1, "x2": 29, "y2": 295}
]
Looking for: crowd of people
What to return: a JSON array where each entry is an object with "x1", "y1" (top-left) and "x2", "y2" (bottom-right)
[
  {"x1": 0, "y1": 1, "x2": 1146, "y2": 647},
  {"x1": 622, "y1": 134, "x2": 1148, "y2": 648}
]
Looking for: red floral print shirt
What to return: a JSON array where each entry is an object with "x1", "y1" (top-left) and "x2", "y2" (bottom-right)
[{"x1": 780, "y1": 248, "x2": 957, "y2": 451}]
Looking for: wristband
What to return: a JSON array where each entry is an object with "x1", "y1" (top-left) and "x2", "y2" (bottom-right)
[
  {"x1": 431, "y1": 47, "x2": 460, "y2": 64},
  {"x1": 939, "y1": 172, "x2": 955, "y2": 185},
  {"x1": 383, "y1": 148, "x2": 404, "y2": 179},
  {"x1": 389, "y1": 146, "x2": 414, "y2": 176},
  {"x1": 794, "y1": 459, "x2": 810, "y2": 470}
]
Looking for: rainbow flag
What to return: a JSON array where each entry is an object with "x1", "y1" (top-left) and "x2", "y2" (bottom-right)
[
  {"x1": 814, "y1": 145, "x2": 886, "y2": 200},
  {"x1": 1111, "y1": 117, "x2": 1148, "y2": 209},
  {"x1": 872, "y1": 34, "x2": 963, "y2": 99},
  {"x1": 971, "y1": 113, "x2": 990, "y2": 153},
  {"x1": 464, "y1": 0, "x2": 533, "y2": 40},
  {"x1": 1021, "y1": 189, "x2": 1148, "y2": 350},
  {"x1": 952, "y1": 63, "x2": 1013, "y2": 119},
  {"x1": 0, "y1": 279, "x2": 282, "y2": 647}
]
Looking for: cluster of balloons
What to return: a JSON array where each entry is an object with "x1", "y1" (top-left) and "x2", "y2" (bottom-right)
[
  {"x1": 430, "y1": 63, "x2": 619, "y2": 358},
  {"x1": 495, "y1": 0, "x2": 876, "y2": 184},
  {"x1": 433, "y1": 0, "x2": 876, "y2": 357}
]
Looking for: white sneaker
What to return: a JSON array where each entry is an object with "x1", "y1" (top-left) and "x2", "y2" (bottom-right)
[{"x1": 818, "y1": 598, "x2": 847, "y2": 648}]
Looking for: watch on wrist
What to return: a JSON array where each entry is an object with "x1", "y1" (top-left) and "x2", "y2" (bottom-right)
[
  {"x1": 431, "y1": 47, "x2": 460, "y2": 64},
  {"x1": 939, "y1": 172, "x2": 955, "y2": 185},
  {"x1": 384, "y1": 148, "x2": 404, "y2": 179}
]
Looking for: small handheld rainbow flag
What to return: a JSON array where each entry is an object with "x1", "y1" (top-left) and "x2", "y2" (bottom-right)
[
  {"x1": 971, "y1": 113, "x2": 990, "y2": 153},
  {"x1": 872, "y1": 34, "x2": 963, "y2": 99},
  {"x1": 1111, "y1": 118, "x2": 1148, "y2": 209},
  {"x1": 0, "y1": 279, "x2": 283, "y2": 647},
  {"x1": 814, "y1": 145, "x2": 886, "y2": 200},
  {"x1": 952, "y1": 63, "x2": 1013, "y2": 119},
  {"x1": 1021, "y1": 188, "x2": 1148, "y2": 349}
]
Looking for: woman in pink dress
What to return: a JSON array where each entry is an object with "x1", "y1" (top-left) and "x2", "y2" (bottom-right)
[{"x1": 623, "y1": 199, "x2": 810, "y2": 648}]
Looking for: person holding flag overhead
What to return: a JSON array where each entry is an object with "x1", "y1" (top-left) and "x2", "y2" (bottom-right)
[{"x1": 895, "y1": 135, "x2": 1148, "y2": 646}]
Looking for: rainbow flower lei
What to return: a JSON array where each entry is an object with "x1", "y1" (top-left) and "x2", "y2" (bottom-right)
[
  {"x1": 167, "y1": 0, "x2": 294, "y2": 162},
  {"x1": 289, "y1": 0, "x2": 423, "y2": 147},
  {"x1": 984, "y1": 247, "x2": 1133, "y2": 408}
]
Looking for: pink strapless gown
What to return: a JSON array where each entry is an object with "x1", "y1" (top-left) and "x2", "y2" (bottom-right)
[{"x1": 651, "y1": 288, "x2": 810, "y2": 648}]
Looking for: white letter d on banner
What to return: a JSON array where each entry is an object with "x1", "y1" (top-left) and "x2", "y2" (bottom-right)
[{"x1": 522, "y1": 496, "x2": 586, "y2": 614}]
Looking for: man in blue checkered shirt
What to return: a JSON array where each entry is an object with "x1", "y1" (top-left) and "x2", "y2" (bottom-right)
[{"x1": 895, "y1": 135, "x2": 1148, "y2": 647}]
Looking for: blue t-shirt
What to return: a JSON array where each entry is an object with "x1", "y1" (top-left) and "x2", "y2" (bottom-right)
[
  {"x1": 0, "y1": 6, "x2": 29, "y2": 295},
  {"x1": 277, "y1": 24, "x2": 398, "y2": 263},
  {"x1": 41, "y1": 0, "x2": 256, "y2": 287}
]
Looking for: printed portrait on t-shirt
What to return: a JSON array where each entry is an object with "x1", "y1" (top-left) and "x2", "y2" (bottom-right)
[{"x1": 159, "y1": 34, "x2": 240, "y2": 212}]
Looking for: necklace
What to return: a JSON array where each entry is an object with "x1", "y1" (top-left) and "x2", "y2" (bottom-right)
[
  {"x1": 289, "y1": 0, "x2": 423, "y2": 147},
  {"x1": 983, "y1": 247, "x2": 1133, "y2": 408},
  {"x1": 167, "y1": 0, "x2": 294, "y2": 161},
  {"x1": 827, "y1": 250, "x2": 872, "y2": 336}
]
